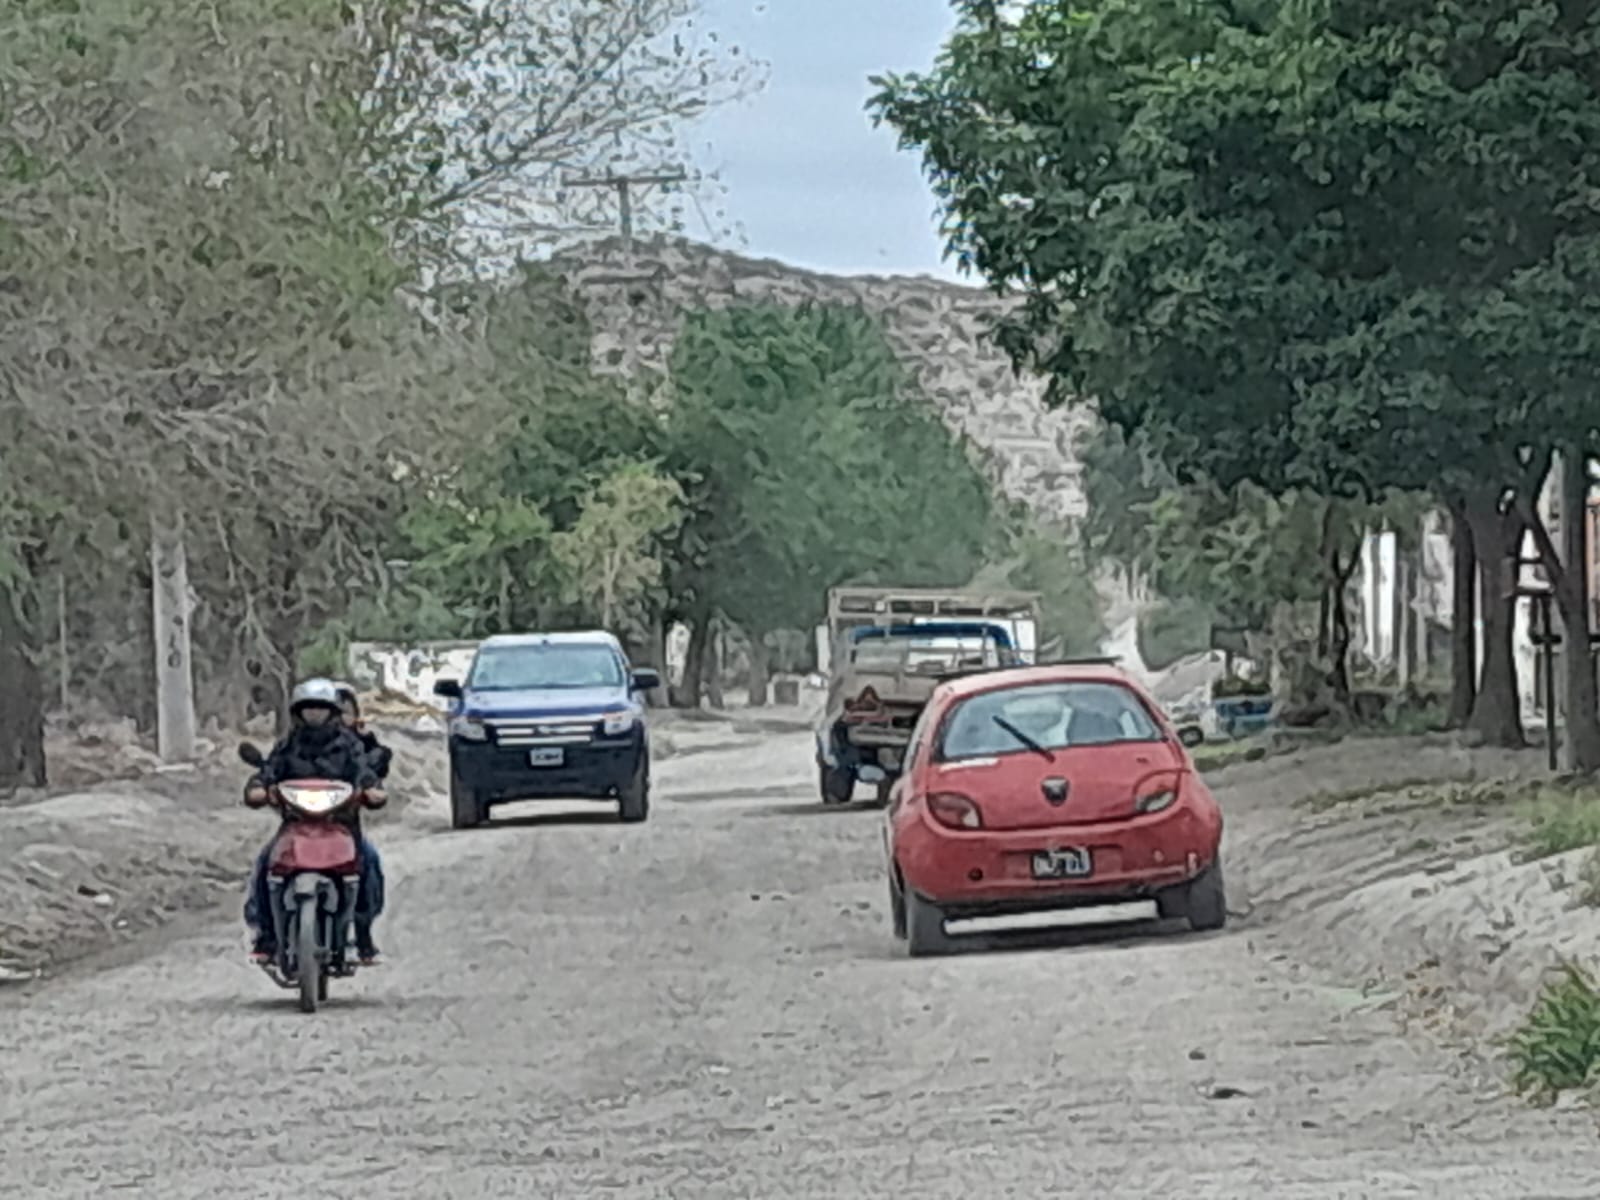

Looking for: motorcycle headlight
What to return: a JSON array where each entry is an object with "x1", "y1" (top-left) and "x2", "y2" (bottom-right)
[
  {"x1": 450, "y1": 715, "x2": 488, "y2": 742},
  {"x1": 278, "y1": 781, "x2": 354, "y2": 815},
  {"x1": 602, "y1": 710, "x2": 636, "y2": 736}
]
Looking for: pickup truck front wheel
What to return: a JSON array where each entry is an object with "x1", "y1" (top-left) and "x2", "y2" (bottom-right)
[
  {"x1": 618, "y1": 761, "x2": 650, "y2": 824},
  {"x1": 450, "y1": 771, "x2": 486, "y2": 830},
  {"x1": 819, "y1": 762, "x2": 854, "y2": 805}
]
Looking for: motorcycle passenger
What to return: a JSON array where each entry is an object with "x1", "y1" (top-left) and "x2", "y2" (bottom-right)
[
  {"x1": 333, "y1": 682, "x2": 390, "y2": 962},
  {"x1": 243, "y1": 678, "x2": 385, "y2": 966}
]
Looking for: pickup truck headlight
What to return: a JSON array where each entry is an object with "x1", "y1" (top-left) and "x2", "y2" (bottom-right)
[
  {"x1": 450, "y1": 715, "x2": 488, "y2": 742},
  {"x1": 602, "y1": 710, "x2": 637, "y2": 736}
]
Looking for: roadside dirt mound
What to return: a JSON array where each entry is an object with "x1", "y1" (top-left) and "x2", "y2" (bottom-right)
[
  {"x1": 1222, "y1": 736, "x2": 1587, "y2": 1043},
  {"x1": 0, "y1": 764, "x2": 256, "y2": 977},
  {"x1": 0, "y1": 718, "x2": 446, "y2": 980}
]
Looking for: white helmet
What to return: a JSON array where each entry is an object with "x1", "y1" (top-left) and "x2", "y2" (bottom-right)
[{"x1": 289, "y1": 677, "x2": 342, "y2": 716}]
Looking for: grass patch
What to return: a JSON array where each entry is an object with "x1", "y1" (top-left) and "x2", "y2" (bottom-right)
[
  {"x1": 1519, "y1": 783, "x2": 1600, "y2": 860},
  {"x1": 1507, "y1": 961, "x2": 1600, "y2": 1105},
  {"x1": 1191, "y1": 740, "x2": 1270, "y2": 773},
  {"x1": 1575, "y1": 850, "x2": 1600, "y2": 909}
]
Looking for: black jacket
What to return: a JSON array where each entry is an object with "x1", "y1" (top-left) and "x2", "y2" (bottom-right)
[
  {"x1": 349, "y1": 724, "x2": 393, "y2": 781},
  {"x1": 257, "y1": 722, "x2": 379, "y2": 833}
]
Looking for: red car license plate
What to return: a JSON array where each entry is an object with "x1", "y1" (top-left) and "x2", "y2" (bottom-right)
[{"x1": 1031, "y1": 848, "x2": 1092, "y2": 879}]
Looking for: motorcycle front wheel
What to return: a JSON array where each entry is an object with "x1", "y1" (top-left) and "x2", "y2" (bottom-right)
[{"x1": 296, "y1": 895, "x2": 320, "y2": 1014}]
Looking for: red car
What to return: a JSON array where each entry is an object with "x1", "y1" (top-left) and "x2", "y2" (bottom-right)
[{"x1": 883, "y1": 662, "x2": 1225, "y2": 956}]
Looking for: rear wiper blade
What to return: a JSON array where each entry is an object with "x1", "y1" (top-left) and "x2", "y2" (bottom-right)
[{"x1": 992, "y1": 716, "x2": 1055, "y2": 762}]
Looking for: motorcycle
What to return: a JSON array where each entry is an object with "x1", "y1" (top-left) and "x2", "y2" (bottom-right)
[{"x1": 238, "y1": 742, "x2": 370, "y2": 1013}]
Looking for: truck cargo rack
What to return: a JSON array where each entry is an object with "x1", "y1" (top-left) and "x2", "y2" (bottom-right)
[{"x1": 827, "y1": 587, "x2": 1043, "y2": 626}]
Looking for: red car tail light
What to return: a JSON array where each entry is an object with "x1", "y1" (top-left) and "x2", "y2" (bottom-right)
[
  {"x1": 928, "y1": 791, "x2": 983, "y2": 829},
  {"x1": 1134, "y1": 770, "x2": 1185, "y2": 815}
]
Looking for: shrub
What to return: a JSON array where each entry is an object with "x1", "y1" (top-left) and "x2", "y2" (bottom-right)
[{"x1": 1506, "y1": 962, "x2": 1600, "y2": 1103}]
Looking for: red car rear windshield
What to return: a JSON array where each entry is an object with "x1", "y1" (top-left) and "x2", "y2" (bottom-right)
[{"x1": 936, "y1": 681, "x2": 1162, "y2": 761}]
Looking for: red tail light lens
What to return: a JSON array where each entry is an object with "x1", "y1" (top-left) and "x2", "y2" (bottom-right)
[
  {"x1": 1134, "y1": 770, "x2": 1184, "y2": 814},
  {"x1": 928, "y1": 792, "x2": 983, "y2": 829}
]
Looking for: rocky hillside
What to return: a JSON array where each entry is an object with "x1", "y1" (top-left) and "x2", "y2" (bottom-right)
[{"x1": 551, "y1": 236, "x2": 1090, "y2": 523}]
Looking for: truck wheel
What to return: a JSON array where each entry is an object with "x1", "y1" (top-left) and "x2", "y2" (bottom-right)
[
  {"x1": 449, "y1": 772, "x2": 484, "y2": 831},
  {"x1": 871, "y1": 778, "x2": 894, "y2": 808},
  {"x1": 819, "y1": 763, "x2": 853, "y2": 805},
  {"x1": 619, "y1": 765, "x2": 650, "y2": 824},
  {"x1": 1184, "y1": 858, "x2": 1228, "y2": 932},
  {"x1": 905, "y1": 890, "x2": 955, "y2": 958}
]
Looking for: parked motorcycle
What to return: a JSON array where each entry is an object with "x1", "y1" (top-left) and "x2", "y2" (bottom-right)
[{"x1": 239, "y1": 742, "x2": 370, "y2": 1013}]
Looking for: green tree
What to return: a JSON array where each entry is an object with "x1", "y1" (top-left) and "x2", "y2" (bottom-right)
[
  {"x1": 396, "y1": 267, "x2": 665, "y2": 634},
  {"x1": 663, "y1": 302, "x2": 998, "y2": 701},
  {"x1": 0, "y1": 0, "x2": 484, "y2": 775},
  {"x1": 872, "y1": 1, "x2": 1600, "y2": 755},
  {"x1": 552, "y1": 464, "x2": 685, "y2": 631},
  {"x1": 969, "y1": 515, "x2": 1106, "y2": 658}
]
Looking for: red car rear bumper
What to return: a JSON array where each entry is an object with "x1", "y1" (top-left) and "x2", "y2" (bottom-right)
[{"x1": 894, "y1": 803, "x2": 1220, "y2": 910}]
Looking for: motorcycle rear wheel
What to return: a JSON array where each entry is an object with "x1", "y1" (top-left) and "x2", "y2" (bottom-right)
[{"x1": 296, "y1": 895, "x2": 320, "y2": 1014}]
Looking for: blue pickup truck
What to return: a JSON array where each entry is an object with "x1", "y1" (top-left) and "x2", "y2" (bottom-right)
[{"x1": 433, "y1": 631, "x2": 661, "y2": 829}]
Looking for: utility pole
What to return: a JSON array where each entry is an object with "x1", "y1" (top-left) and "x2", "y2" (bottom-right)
[
  {"x1": 562, "y1": 167, "x2": 687, "y2": 704},
  {"x1": 561, "y1": 167, "x2": 687, "y2": 395}
]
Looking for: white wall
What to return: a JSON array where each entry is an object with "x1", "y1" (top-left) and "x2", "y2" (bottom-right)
[{"x1": 347, "y1": 641, "x2": 478, "y2": 708}]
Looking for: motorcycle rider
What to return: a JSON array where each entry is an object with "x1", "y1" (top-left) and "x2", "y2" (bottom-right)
[
  {"x1": 243, "y1": 678, "x2": 386, "y2": 966},
  {"x1": 333, "y1": 682, "x2": 390, "y2": 961}
]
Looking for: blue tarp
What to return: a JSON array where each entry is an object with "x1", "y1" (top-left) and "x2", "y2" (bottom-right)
[{"x1": 847, "y1": 621, "x2": 1015, "y2": 648}]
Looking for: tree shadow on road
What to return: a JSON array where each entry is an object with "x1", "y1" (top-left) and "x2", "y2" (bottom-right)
[
  {"x1": 860, "y1": 919, "x2": 1226, "y2": 963},
  {"x1": 192, "y1": 993, "x2": 390, "y2": 1015},
  {"x1": 482, "y1": 812, "x2": 621, "y2": 830},
  {"x1": 746, "y1": 800, "x2": 886, "y2": 818},
  {"x1": 422, "y1": 810, "x2": 621, "y2": 835}
]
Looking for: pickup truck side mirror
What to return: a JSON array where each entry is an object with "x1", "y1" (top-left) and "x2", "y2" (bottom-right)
[
  {"x1": 433, "y1": 678, "x2": 463, "y2": 699},
  {"x1": 630, "y1": 667, "x2": 662, "y2": 692}
]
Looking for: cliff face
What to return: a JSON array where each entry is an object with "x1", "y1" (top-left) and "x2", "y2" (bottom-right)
[{"x1": 551, "y1": 236, "x2": 1089, "y2": 523}]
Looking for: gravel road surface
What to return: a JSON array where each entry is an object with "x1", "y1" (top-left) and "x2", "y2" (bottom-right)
[{"x1": 2, "y1": 729, "x2": 1596, "y2": 1198}]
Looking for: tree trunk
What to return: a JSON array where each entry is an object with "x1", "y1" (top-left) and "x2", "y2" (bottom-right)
[
  {"x1": 677, "y1": 604, "x2": 712, "y2": 708},
  {"x1": 705, "y1": 618, "x2": 725, "y2": 709},
  {"x1": 1329, "y1": 574, "x2": 1353, "y2": 701},
  {"x1": 1447, "y1": 498, "x2": 1478, "y2": 727},
  {"x1": 1394, "y1": 545, "x2": 1412, "y2": 688},
  {"x1": 1316, "y1": 585, "x2": 1331, "y2": 661},
  {"x1": 1550, "y1": 451, "x2": 1600, "y2": 770},
  {"x1": 746, "y1": 631, "x2": 770, "y2": 706},
  {"x1": 643, "y1": 612, "x2": 669, "y2": 709},
  {"x1": 1465, "y1": 499, "x2": 1525, "y2": 747},
  {"x1": 151, "y1": 512, "x2": 198, "y2": 763},
  {"x1": 0, "y1": 577, "x2": 47, "y2": 790},
  {"x1": 1318, "y1": 501, "x2": 1355, "y2": 702}
]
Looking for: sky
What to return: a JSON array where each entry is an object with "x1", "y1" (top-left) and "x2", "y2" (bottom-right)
[{"x1": 690, "y1": 0, "x2": 969, "y2": 283}]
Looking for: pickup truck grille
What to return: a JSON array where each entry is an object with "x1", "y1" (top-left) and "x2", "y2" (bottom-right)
[{"x1": 489, "y1": 718, "x2": 600, "y2": 747}]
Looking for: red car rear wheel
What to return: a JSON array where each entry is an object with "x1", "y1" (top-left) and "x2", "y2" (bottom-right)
[
  {"x1": 1184, "y1": 858, "x2": 1228, "y2": 932},
  {"x1": 905, "y1": 889, "x2": 954, "y2": 957},
  {"x1": 888, "y1": 873, "x2": 907, "y2": 940}
]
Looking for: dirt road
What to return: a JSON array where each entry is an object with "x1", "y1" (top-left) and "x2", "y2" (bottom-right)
[{"x1": 2, "y1": 729, "x2": 1596, "y2": 1198}]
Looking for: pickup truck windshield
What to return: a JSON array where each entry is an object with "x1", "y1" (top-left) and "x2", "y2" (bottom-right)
[
  {"x1": 469, "y1": 644, "x2": 626, "y2": 690},
  {"x1": 852, "y1": 633, "x2": 1002, "y2": 673}
]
